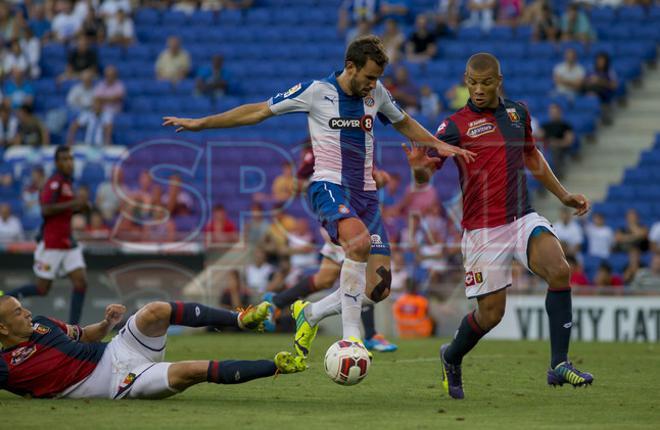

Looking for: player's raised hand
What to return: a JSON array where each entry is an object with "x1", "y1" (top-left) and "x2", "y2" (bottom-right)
[
  {"x1": 561, "y1": 193, "x2": 590, "y2": 216},
  {"x1": 402, "y1": 141, "x2": 443, "y2": 171},
  {"x1": 162, "y1": 116, "x2": 203, "y2": 132},
  {"x1": 104, "y1": 304, "x2": 127, "y2": 328},
  {"x1": 432, "y1": 139, "x2": 477, "y2": 163}
]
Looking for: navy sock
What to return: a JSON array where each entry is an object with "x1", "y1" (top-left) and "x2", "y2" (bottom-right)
[
  {"x1": 272, "y1": 276, "x2": 315, "y2": 309},
  {"x1": 545, "y1": 288, "x2": 572, "y2": 368},
  {"x1": 361, "y1": 304, "x2": 376, "y2": 340},
  {"x1": 5, "y1": 283, "x2": 45, "y2": 299},
  {"x1": 207, "y1": 360, "x2": 277, "y2": 384},
  {"x1": 69, "y1": 286, "x2": 86, "y2": 324},
  {"x1": 169, "y1": 301, "x2": 238, "y2": 328},
  {"x1": 444, "y1": 311, "x2": 488, "y2": 365}
]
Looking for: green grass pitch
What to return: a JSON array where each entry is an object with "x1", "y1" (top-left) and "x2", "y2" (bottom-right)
[{"x1": 2, "y1": 334, "x2": 659, "y2": 429}]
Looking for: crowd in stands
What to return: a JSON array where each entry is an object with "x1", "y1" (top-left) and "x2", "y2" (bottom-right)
[{"x1": 1, "y1": 0, "x2": 659, "y2": 318}]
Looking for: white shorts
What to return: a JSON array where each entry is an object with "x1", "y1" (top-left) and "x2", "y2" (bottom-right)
[
  {"x1": 320, "y1": 241, "x2": 345, "y2": 265},
  {"x1": 33, "y1": 242, "x2": 86, "y2": 280},
  {"x1": 461, "y1": 212, "x2": 556, "y2": 298},
  {"x1": 62, "y1": 315, "x2": 177, "y2": 400}
]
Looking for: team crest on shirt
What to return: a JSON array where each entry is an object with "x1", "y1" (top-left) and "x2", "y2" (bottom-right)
[
  {"x1": 467, "y1": 122, "x2": 496, "y2": 138},
  {"x1": 465, "y1": 271, "x2": 483, "y2": 287},
  {"x1": 10, "y1": 345, "x2": 37, "y2": 365},
  {"x1": 282, "y1": 83, "x2": 302, "y2": 98},
  {"x1": 32, "y1": 323, "x2": 51, "y2": 335},
  {"x1": 474, "y1": 271, "x2": 484, "y2": 284},
  {"x1": 506, "y1": 108, "x2": 520, "y2": 123},
  {"x1": 61, "y1": 183, "x2": 73, "y2": 197},
  {"x1": 364, "y1": 96, "x2": 375, "y2": 107},
  {"x1": 115, "y1": 372, "x2": 137, "y2": 398},
  {"x1": 338, "y1": 204, "x2": 350, "y2": 214},
  {"x1": 35, "y1": 261, "x2": 51, "y2": 272}
]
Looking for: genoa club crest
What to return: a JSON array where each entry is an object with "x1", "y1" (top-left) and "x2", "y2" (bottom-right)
[{"x1": 506, "y1": 108, "x2": 520, "y2": 122}]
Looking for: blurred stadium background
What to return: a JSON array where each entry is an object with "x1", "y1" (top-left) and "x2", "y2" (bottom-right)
[{"x1": 1, "y1": 0, "x2": 659, "y2": 345}]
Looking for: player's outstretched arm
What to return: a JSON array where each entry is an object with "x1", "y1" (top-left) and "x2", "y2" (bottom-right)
[
  {"x1": 79, "y1": 304, "x2": 126, "y2": 343},
  {"x1": 524, "y1": 148, "x2": 590, "y2": 216},
  {"x1": 162, "y1": 101, "x2": 274, "y2": 132},
  {"x1": 402, "y1": 141, "x2": 444, "y2": 185},
  {"x1": 393, "y1": 114, "x2": 476, "y2": 163}
]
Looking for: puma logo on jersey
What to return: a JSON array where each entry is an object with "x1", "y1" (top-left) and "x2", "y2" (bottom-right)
[{"x1": 324, "y1": 95, "x2": 336, "y2": 104}]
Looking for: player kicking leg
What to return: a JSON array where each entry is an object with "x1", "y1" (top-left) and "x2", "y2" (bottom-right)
[
  {"x1": 0, "y1": 296, "x2": 305, "y2": 400},
  {"x1": 264, "y1": 239, "x2": 397, "y2": 352}
]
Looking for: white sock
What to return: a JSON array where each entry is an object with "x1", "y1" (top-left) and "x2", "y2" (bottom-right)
[
  {"x1": 305, "y1": 289, "x2": 342, "y2": 326},
  {"x1": 340, "y1": 258, "x2": 367, "y2": 340},
  {"x1": 304, "y1": 291, "x2": 376, "y2": 326}
]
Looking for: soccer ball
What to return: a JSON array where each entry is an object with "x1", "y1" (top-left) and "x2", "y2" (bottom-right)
[{"x1": 324, "y1": 340, "x2": 371, "y2": 386}]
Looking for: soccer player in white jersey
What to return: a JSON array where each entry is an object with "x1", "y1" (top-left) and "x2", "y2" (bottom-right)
[{"x1": 163, "y1": 36, "x2": 475, "y2": 363}]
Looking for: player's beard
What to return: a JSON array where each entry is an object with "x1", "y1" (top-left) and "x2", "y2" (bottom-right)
[{"x1": 350, "y1": 77, "x2": 368, "y2": 98}]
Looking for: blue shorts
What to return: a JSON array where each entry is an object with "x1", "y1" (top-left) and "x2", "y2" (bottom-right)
[{"x1": 307, "y1": 181, "x2": 390, "y2": 256}]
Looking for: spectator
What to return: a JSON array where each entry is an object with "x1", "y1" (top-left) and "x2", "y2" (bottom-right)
[
  {"x1": 4, "y1": 68, "x2": 35, "y2": 109},
  {"x1": 630, "y1": 252, "x2": 660, "y2": 292},
  {"x1": 245, "y1": 202, "x2": 271, "y2": 247},
  {"x1": 15, "y1": 105, "x2": 49, "y2": 147},
  {"x1": 553, "y1": 206, "x2": 583, "y2": 257},
  {"x1": 26, "y1": 2, "x2": 52, "y2": 41},
  {"x1": 585, "y1": 213, "x2": 614, "y2": 259},
  {"x1": 0, "y1": 104, "x2": 18, "y2": 147},
  {"x1": 155, "y1": 36, "x2": 191, "y2": 83},
  {"x1": 540, "y1": 103, "x2": 575, "y2": 179},
  {"x1": 201, "y1": 1, "x2": 224, "y2": 11},
  {"x1": 405, "y1": 14, "x2": 437, "y2": 63},
  {"x1": 614, "y1": 208, "x2": 649, "y2": 252},
  {"x1": 93, "y1": 65, "x2": 126, "y2": 116},
  {"x1": 420, "y1": 84, "x2": 441, "y2": 119},
  {"x1": 220, "y1": 270, "x2": 250, "y2": 314},
  {"x1": 20, "y1": 26, "x2": 42, "y2": 79},
  {"x1": 224, "y1": 0, "x2": 255, "y2": 9},
  {"x1": 531, "y1": 1, "x2": 560, "y2": 42},
  {"x1": 583, "y1": 52, "x2": 618, "y2": 124},
  {"x1": 0, "y1": 203, "x2": 24, "y2": 243},
  {"x1": 435, "y1": 0, "x2": 461, "y2": 32},
  {"x1": 389, "y1": 66, "x2": 419, "y2": 113},
  {"x1": 66, "y1": 68, "x2": 96, "y2": 114},
  {"x1": 445, "y1": 81, "x2": 470, "y2": 111},
  {"x1": 464, "y1": 0, "x2": 496, "y2": 32},
  {"x1": 162, "y1": 174, "x2": 194, "y2": 217},
  {"x1": 58, "y1": 35, "x2": 99, "y2": 82},
  {"x1": 67, "y1": 98, "x2": 113, "y2": 146},
  {"x1": 379, "y1": 0, "x2": 410, "y2": 25},
  {"x1": 84, "y1": 209, "x2": 111, "y2": 241},
  {"x1": 560, "y1": 3, "x2": 594, "y2": 43},
  {"x1": 285, "y1": 218, "x2": 317, "y2": 282},
  {"x1": 394, "y1": 180, "x2": 440, "y2": 218},
  {"x1": 649, "y1": 220, "x2": 660, "y2": 253},
  {"x1": 0, "y1": 3, "x2": 15, "y2": 41},
  {"x1": 173, "y1": 1, "x2": 198, "y2": 15},
  {"x1": 246, "y1": 247, "x2": 275, "y2": 296},
  {"x1": 204, "y1": 204, "x2": 238, "y2": 245},
  {"x1": 195, "y1": 55, "x2": 230, "y2": 99},
  {"x1": 338, "y1": 0, "x2": 380, "y2": 34},
  {"x1": 380, "y1": 19, "x2": 405, "y2": 63},
  {"x1": 567, "y1": 255, "x2": 589, "y2": 287},
  {"x1": 51, "y1": 0, "x2": 83, "y2": 43},
  {"x1": 381, "y1": 171, "x2": 402, "y2": 208},
  {"x1": 593, "y1": 262, "x2": 623, "y2": 288},
  {"x1": 390, "y1": 249, "x2": 409, "y2": 299},
  {"x1": 79, "y1": 6, "x2": 105, "y2": 44},
  {"x1": 272, "y1": 162, "x2": 296, "y2": 203},
  {"x1": 623, "y1": 247, "x2": 643, "y2": 285},
  {"x1": 21, "y1": 165, "x2": 45, "y2": 219},
  {"x1": 263, "y1": 204, "x2": 296, "y2": 260},
  {"x1": 95, "y1": 166, "x2": 122, "y2": 222},
  {"x1": 345, "y1": 18, "x2": 373, "y2": 45},
  {"x1": 98, "y1": 0, "x2": 132, "y2": 21},
  {"x1": 497, "y1": 0, "x2": 524, "y2": 26},
  {"x1": 130, "y1": 169, "x2": 159, "y2": 205},
  {"x1": 106, "y1": 8, "x2": 135, "y2": 46},
  {"x1": 3, "y1": 40, "x2": 30, "y2": 77},
  {"x1": 553, "y1": 48, "x2": 585, "y2": 99}
]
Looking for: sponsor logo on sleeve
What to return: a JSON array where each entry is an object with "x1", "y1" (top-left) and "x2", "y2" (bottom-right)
[
  {"x1": 32, "y1": 324, "x2": 51, "y2": 335},
  {"x1": 282, "y1": 83, "x2": 302, "y2": 98}
]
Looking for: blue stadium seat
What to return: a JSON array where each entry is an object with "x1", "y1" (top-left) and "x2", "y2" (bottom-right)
[
  {"x1": 135, "y1": 8, "x2": 161, "y2": 25},
  {"x1": 161, "y1": 10, "x2": 189, "y2": 26}
]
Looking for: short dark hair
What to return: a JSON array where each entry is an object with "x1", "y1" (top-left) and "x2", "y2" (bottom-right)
[
  {"x1": 466, "y1": 52, "x2": 501, "y2": 75},
  {"x1": 345, "y1": 35, "x2": 389, "y2": 70},
  {"x1": 54, "y1": 145, "x2": 71, "y2": 162}
]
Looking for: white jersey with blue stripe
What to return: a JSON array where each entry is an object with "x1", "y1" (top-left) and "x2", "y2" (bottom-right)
[{"x1": 268, "y1": 71, "x2": 405, "y2": 191}]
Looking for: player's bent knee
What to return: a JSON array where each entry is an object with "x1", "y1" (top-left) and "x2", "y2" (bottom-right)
[
  {"x1": 344, "y1": 237, "x2": 371, "y2": 261},
  {"x1": 140, "y1": 301, "x2": 173, "y2": 324},
  {"x1": 547, "y1": 259, "x2": 571, "y2": 287}
]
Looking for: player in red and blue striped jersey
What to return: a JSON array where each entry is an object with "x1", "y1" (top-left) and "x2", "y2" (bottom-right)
[
  {"x1": 404, "y1": 53, "x2": 593, "y2": 399},
  {"x1": 0, "y1": 296, "x2": 304, "y2": 399}
]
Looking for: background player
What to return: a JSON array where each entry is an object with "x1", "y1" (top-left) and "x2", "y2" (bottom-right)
[
  {"x1": 0, "y1": 296, "x2": 304, "y2": 399},
  {"x1": 2, "y1": 146, "x2": 90, "y2": 324},
  {"x1": 404, "y1": 53, "x2": 593, "y2": 400},
  {"x1": 162, "y1": 36, "x2": 475, "y2": 361},
  {"x1": 264, "y1": 147, "x2": 397, "y2": 352}
]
